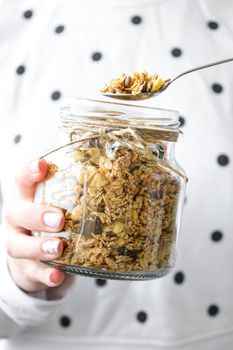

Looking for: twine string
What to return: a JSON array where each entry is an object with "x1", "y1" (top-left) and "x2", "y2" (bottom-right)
[{"x1": 40, "y1": 124, "x2": 188, "y2": 182}]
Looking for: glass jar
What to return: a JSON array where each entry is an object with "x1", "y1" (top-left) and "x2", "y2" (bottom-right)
[{"x1": 33, "y1": 97, "x2": 187, "y2": 280}]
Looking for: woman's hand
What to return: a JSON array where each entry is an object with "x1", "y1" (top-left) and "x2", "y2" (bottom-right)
[{"x1": 4, "y1": 158, "x2": 72, "y2": 294}]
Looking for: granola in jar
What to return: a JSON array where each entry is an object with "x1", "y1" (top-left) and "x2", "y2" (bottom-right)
[{"x1": 33, "y1": 98, "x2": 187, "y2": 280}]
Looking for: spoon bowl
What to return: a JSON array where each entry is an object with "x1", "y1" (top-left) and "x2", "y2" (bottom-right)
[
  {"x1": 101, "y1": 91, "x2": 162, "y2": 101},
  {"x1": 101, "y1": 57, "x2": 233, "y2": 101}
]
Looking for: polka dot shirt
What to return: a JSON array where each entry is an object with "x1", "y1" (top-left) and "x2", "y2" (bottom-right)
[{"x1": 0, "y1": 0, "x2": 233, "y2": 349}]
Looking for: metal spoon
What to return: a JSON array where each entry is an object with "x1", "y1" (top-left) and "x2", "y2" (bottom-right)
[{"x1": 101, "y1": 57, "x2": 233, "y2": 101}]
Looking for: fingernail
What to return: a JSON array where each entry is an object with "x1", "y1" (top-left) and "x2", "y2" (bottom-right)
[
  {"x1": 49, "y1": 270, "x2": 64, "y2": 285},
  {"x1": 29, "y1": 159, "x2": 40, "y2": 173},
  {"x1": 43, "y1": 212, "x2": 63, "y2": 228},
  {"x1": 41, "y1": 240, "x2": 60, "y2": 255}
]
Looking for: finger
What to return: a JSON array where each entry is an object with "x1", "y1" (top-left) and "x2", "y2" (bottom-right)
[
  {"x1": 30, "y1": 262, "x2": 65, "y2": 289},
  {"x1": 5, "y1": 201, "x2": 64, "y2": 232},
  {"x1": 46, "y1": 274, "x2": 76, "y2": 300},
  {"x1": 6, "y1": 229, "x2": 63, "y2": 260},
  {"x1": 15, "y1": 158, "x2": 48, "y2": 201},
  {"x1": 8, "y1": 257, "x2": 65, "y2": 292}
]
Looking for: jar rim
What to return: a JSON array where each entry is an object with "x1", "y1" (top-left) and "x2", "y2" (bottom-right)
[{"x1": 61, "y1": 96, "x2": 180, "y2": 129}]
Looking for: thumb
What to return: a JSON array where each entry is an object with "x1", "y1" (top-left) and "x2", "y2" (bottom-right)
[{"x1": 15, "y1": 159, "x2": 48, "y2": 201}]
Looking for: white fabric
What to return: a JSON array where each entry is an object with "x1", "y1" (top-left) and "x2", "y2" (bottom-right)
[
  {"x1": 0, "y1": 0, "x2": 233, "y2": 349},
  {"x1": 0, "y1": 226, "x2": 66, "y2": 327}
]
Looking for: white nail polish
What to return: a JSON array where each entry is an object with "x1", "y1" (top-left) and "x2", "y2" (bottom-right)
[
  {"x1": 42, "y1": 240, "x2": 60, "y2": 255},
  {"x1": 43, "y1": 212, "x2": 62, "y2": 228}
]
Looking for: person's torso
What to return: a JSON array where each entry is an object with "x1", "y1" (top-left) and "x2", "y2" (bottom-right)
[{"x1": 1, "y1": 0, "x2": 233, "y2": 349}]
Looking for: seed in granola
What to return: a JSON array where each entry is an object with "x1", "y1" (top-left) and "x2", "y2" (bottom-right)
[
  {"x1": 124, "y1": 76, "x2": 131, "y2": 88},
  {"x1": 141, "y1": 81, "x2": 147, "y2": 93},
  {"x1": 118, "y1": 246, "x2": 140, "y2": 258},
  {"x1": 118, "y1": 246, "x2": 128, "y2": 256},
  {"x1": 73, "y1": 222, "x2": 81, "y2": 233},
  {"x1": 113, "y1": 221, "x2": 124, "y2": 234},
  {"x1": 106, "y1": 231, "x2": 117, "y2": 238},
  {"x1": 94, "y1": 217, "x2": 103, "y2": 234},
  {"x1": 128, "y1": 163, "x2": 139, "y2": 172},
  {"x1": 82, "y1": 219, "x2": 94, "y2": 239},
  {"x1": 149, "y1": 190, "x2": 163, "y2": 200},
  {"x1": 97, "y1": 202, "x2": 105, "y2": 212},
  {"x1": 127, "y1": 249, "x2": 141, "y2": 258}
]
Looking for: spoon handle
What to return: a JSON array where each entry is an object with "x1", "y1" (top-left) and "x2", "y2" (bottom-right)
[{"x1": 171, "y1": 57, "x2": 233, "y2": 83}]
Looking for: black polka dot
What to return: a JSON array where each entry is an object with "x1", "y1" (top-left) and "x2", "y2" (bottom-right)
[
  {"x1": 179, "y1": 116, "x2": 185, "y2": 127},
  {"x1": 207, "y1": 21, "x2": 219, "y2": 30},
  {"x1": 171, "y1": 48, "x2": 182, "y2": 58},
  {"x1": 211, "y1": 231, "x2": 223, "y2": 242},
  {"x1": 96, "y1": 279, "x2": 107, "y2": 287},
  {"x1": 174, "y1": 271, "x2": 185, "y2": 284},
  {"x1": 131, "y1": 16, "x2": 142, "y2": 25},
  {"x1": 60, "y1": 316, "x2": 71, "y2": 327},
  {"x1": 91, "y1": 52, "x2": 102, "y2": 61},
  {"x1": 23, "y1": 10, "x2": 33, "y2": 19},
  {"x1": 207, "y1": 305, "x2": 219, "y2": 317},
  {"x1": 16, "y1": 65, "x2": 25, "y2": 75},
  {"x1": 212, "y1": 83, "x2": 223, "y2": 94},
  {"x1": 55, "y1": 25, "x2": 65, "y2": 34},
  {"x1": 51, "y1": 91, "x2": 61, "y2": 101},
  {"x1": 14, "y1": 134, "x2": 22, "y2": 144},
  {"x1": 136, "y1": 311, "x2": 148, "y2": 323},
  {"x1": 217, "y1": 154, "x2": 229, "y2": 166}
]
